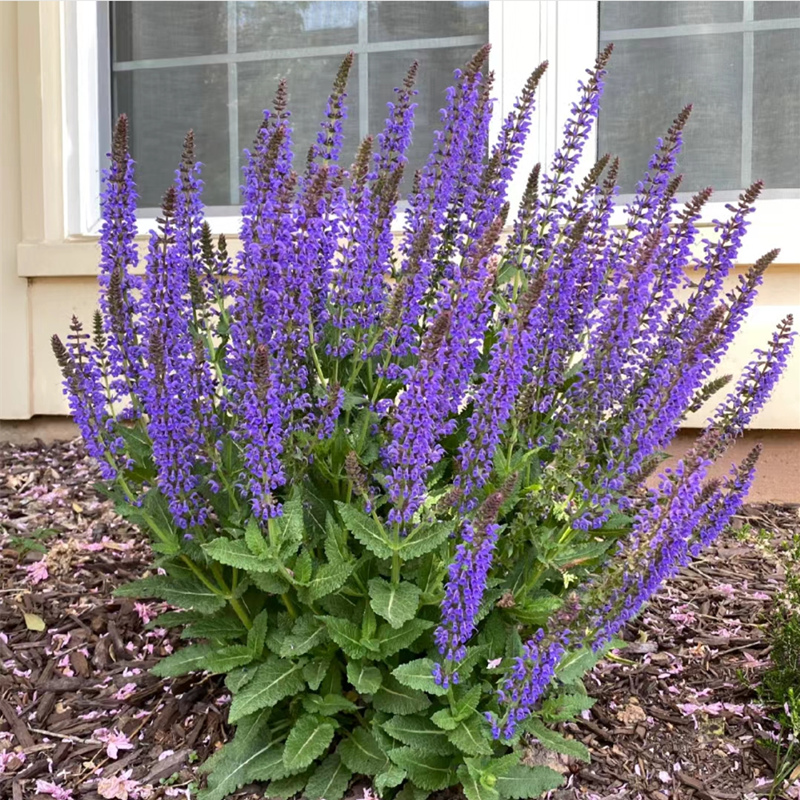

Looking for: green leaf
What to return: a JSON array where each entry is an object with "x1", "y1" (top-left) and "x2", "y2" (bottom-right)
[
  {"x1": 115, "y1": 575, "x2": 225, "y2": 614},
  {"x1": 347, "y1": 661, "x2": 383, "y2": 695},
  {"x1": 368, "y1": 578, "x2": 420, "y2": 629},
  {"x1": 335, "y1": 502, "x2": 394, "y2": 559},
  {"x1": 226, "y1": 666, "x2": 255, "y2": 693},
  {"x1": 382, "y1": 715, "x2": 456, "y2": 755},
  {"x1": 303, "y1": 561, "x2": 355, "y2": 602},
  {"x1": 250, "y1": 570, "x2": 291, "y2": 595},
  {"x1": 203, "y1": 538, "x2": 281, "y2": 572},
  {"x1": 322, "y1": 616, "x2": 368, "y2": 659},
  {"x1": 555, "y1": 640, "x2": 616, "y2": 684},
  {"x1": 196, "y1": 713, "x2": 275, "y2": 800},
  {"x1": 337, "y1": 728, "x2": 389, "y2": 776},
  {"x1": 431, "y1": 709, "x2": 458, "y2": 731},
  {"x1": 494, "y1": 765, "x2": 564, "y2": 799},
  {"x1": 151, "y1": 644, "x2": 214, "y2": 678},
  {"x1": 247, "y1": 609, "x2": 269, "y2": 658},
  {"x1": 294, "y1": 549, "x2": 313, "y2": 585},
  {"x1": 305, "y1": 753, "x2": 352, "y2": 800},
  {"x1": 447, "y1": 717, "x2": 493, "y2": 756},
  {"x1": 280, "y1": 614, "x2": 328, "y2": 658},
  {"x1": 244, "y1": 517, "x2": 270, "y2": 558},
  {"x1": 228, "y1": 657, "x2": 306, "y2": 723},
  {"x1": 523, "y1": 719, "x2": 590, "y2": 762},
  {"x1": 394, "y1": 783, "x2": 431, "y2": 800},
  {"x1": 267, "y1": 769, "x2": 312, "y2": 800},
  {"x1": 398, "y1": 521, "x2": 455, "y2": 560},
  {"x1": 373, "y1": 676, "x2": 431, "y2": 714},
  {"x1": 303, "y1": 658, "x2": 332, "y2": 692},
  {"x1": 392, "y1": 659, "x2": 448, "y2": 696},
  {"x1": 182, "y1": 615, "x2": 246, "y2": 641},
  {"x1": 241, "y1": 744, "x2": 285, "y2": 782},
  {"x1": 204, "y1": 644, "x2": 255, "y2": 674},
  {"x1": 458, "y1": 764, "x2": 499, "y2": 800},
  {"x1": 374, "y1": 764, "x2": 407, "y2": 795},
  {"x1": 540, "y1": 690, "x2": 595, "y2": 723},
  {"x1": 283, "y1": 715, "x2": 336, "y2": 772},
  {"x1": 388, "y1": 747, "x2": 456, "y2": 791},
  {"x1": 302, "y1": 694, "x2": 358, "y2": 716},
  {"x1": 378, "y1": 619, "x2": 435, "y2": 658},
  {"x1": 276, "y1": 496, "x2": 306, "y2": 557},
  {"x1": 509, "y1": 592, "x2": 564, "y2": 627}
]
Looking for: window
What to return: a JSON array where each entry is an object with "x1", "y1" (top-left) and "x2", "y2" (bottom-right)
[
  {"x1": 110, "y1": 1, "x2": 490, "y2": 211},
  {"x1": 598, "y1": 1, "x2": 800, "y2": 199}
]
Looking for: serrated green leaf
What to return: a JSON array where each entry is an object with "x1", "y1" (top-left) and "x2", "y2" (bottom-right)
[
  {"x1": 458, "y1": 764, "x2": 499, "y2": 800},
  {"x1": 555, "y1": 640, "x2": 615, "y2": 684},
  {"x1": 540, "y1": 691, "x2": 595, "y2": 723},
  {"x1": 204, "y1": 644, "x2": 255, "y2": 673},
  {"x1": 322, "y1": 616, "x2": 368, "y2": 659},
  {"x1": 228, "y1": 657, "x2": 306, "y2": 723},
  {"x1": 378, "y1": 619, "x2": 435, "y2": 658},
  {"x1": 115, "y1": 575, "x2": 225, "y2": 614},
  {"x1": 494, "y1": 765, "x2": 564, "y2": 799},
  {"x1": 276, "y1": 496, "x2": 306, "y2": 557},
  {"x1": 392, "y1": 659, "x2": 448, "y2": 696},
  {"x1": 347, "y1": 661, "x2": 382, "y2": 694},
  {"x1": 283, "y1": 715, "x2": 336, "y2": 772},
  {"x1": 388, "y1": 747, "x2": 456, "y2": 791},
  {"x1": 242, "y1": 744, "x2": 285, "y2": 782},
  {"x1": 203, "y1": 538, "x2": 281, "y2": 572},
  {"x1": 324, "y1": 518, "x2": 351, "y2": 565},
  {"x1": 373, "y1": 675, "x2": 431, "y2": 714},
  {"x1": 382, "y1": 715, "x2": 456, "y2": 755},
  {"x1": 431, "y1": 709, "x2": 459, "y2": 731},
  {"x1": 279, "y1": 614, "x2": 328, "y2": 658},
  {"x1": 303, "y1": 658, "x2": 331, "y2": 692},
  {"x1": 151, "y1": 644, "x2": 214, "y2": 677},
  {"x1": 454, "y1": 685, "x2": 483, "y2": 719},
  {"x1": 447, "y1": 717, "x2": 493, "y2": 756},
  {"x1": 338, "y1": 728, "x2": 389, "y2": 776},
  {"x1": 247, "y1": 609, "x2": 268, "y2": 658},
  {"x1": 182, "y1": 615, "x2": 246, "y2": 641},
  {"x1": 196, "y1": 727, "x2": 276, "y2": 800},
  {"x1": 265, "y1": 611, "x2": 293, "y2": 655},
  {"x1": 226, "y1": 665, "x2": 255, "y2": 693},
  {"x1": 524, "y1": 718, "x2": 590, "y2": 762},
  {"x1": 374, "y1": 764, "x2": 406, "y2": 795},
  {"x1": 454, "y1": 645, "x2": 488, "y2": 682},
  {"x1": 335, "y1": 502, "x2": 394, "y2": 559},
  {"x1": 267, "y1": 768, "x2": 312, "y2": 800},
  {"x1": 305, "y1": 753, "x2": 352, "y2": 800},
  {"x1": 302, "y1": 693, "x2": 358, "y2": 716},
  {"x1": 304, "y1": 561, "x2": 355, "y2": 602},
  {"x1": 397, "y1": 521, "x2": 455, "y2": 560},
  {"x1": 294, "y1": 549, "x2": 313, "y2": 585},
  {"x1": 368, "y1": 578, "x2": 420, "y2": 629},
  {"x1": 245, "y1": 517, "x2": 270, "y2": 558},
  {"x1": 251, "y1": 570, "x2": 291, "y2": 595}
]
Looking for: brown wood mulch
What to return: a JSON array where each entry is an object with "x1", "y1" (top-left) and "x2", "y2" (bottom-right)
[{"x1": 0, "y1": 439, "x2": 795, "y2": 800}]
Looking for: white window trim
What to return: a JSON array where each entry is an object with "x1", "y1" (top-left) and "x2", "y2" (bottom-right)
[{"x1": 63, "y1": 0, "x2": 800, "y2": 262}]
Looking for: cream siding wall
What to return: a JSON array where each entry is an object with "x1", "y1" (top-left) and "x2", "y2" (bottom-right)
[{"x1": 1, "y1": 2, "x2": 799, "y2": 432}]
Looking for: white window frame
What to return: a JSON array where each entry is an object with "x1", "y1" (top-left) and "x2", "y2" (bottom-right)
[
  {"x1": 63, "y1": 1, "x2": 598, "y2": 240},
  {"x1": 63, "y1": 0, "x2": 800, "y2": 262}
]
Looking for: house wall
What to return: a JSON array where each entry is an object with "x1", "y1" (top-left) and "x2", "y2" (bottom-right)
[{"x1": 1, "y1": 2, "x2": 798, "y2": 498}]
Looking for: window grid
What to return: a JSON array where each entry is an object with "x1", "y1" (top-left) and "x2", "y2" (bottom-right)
[
  {"x1": 599, "y1": 3, "x2": 800, "y2": 192},
  {"x1": 111, "y1": 3, "x2": 487, "y2": 205}
]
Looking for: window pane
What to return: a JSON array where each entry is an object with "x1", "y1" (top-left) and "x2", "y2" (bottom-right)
[
  {"x1": 753, "y1": 29, "x2": 800, "y2": 189},
  {"x1": 236, "y1": 2, "x2": 359, "y2": 52},
  {"x1": 754, "y1": 1, "x2": 800, "y2": 21},
  {"x1": 599, "y1": 1, "x2": 742, "y2": 31},
  {"x1": 114, "y1": 65, "x2": 230, "y2": 208},
  {"x1": 237, "y1": 56, "x2": 361, "y2": 168},
  {"x1": 368, "y1": 1, "x2": 489, "y2": 42},
  {"x1": 112, "y1": 2, "x2": 226, "y2": 61},
  {"x1": 111, "y1": 1, "x2": 489, "y2": 209},
  {"x1": 597, "y1": 32, "x2": 743, "y2": 193}
]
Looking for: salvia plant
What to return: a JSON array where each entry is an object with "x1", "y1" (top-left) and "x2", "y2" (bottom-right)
[{"x1": 53, "y1": 45, "x2": 795, "y2": 800}]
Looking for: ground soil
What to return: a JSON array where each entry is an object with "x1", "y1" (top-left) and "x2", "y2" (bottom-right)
[{"x1": 0, "y1": 439, "x2": 796, "y2": 800}]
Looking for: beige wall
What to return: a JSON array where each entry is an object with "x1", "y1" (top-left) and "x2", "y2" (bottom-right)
[{"x1": 1, "y1": 4, "x2": 799, "y2": 439}]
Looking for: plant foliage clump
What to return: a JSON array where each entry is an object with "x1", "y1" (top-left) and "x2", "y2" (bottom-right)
[{"x1": 54, "y1": 44, "x2": 795, "y2": 800}]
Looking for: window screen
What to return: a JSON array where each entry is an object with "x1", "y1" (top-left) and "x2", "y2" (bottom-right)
[
  {"x1": 598, "y1": 1, "x2": 800, "y2": 196},
  {"x1": 111, "y1": 1, "x2": 489, "y2": 209}
]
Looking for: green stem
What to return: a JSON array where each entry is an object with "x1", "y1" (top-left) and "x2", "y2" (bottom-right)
[{"x1": 308, "y1": 322, "x2": 328, "y2": 387}]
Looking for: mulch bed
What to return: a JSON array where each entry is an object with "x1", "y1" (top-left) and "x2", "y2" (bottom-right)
[{"x1": 0, "y1": 439, "x2": 795, "y2": 800}]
